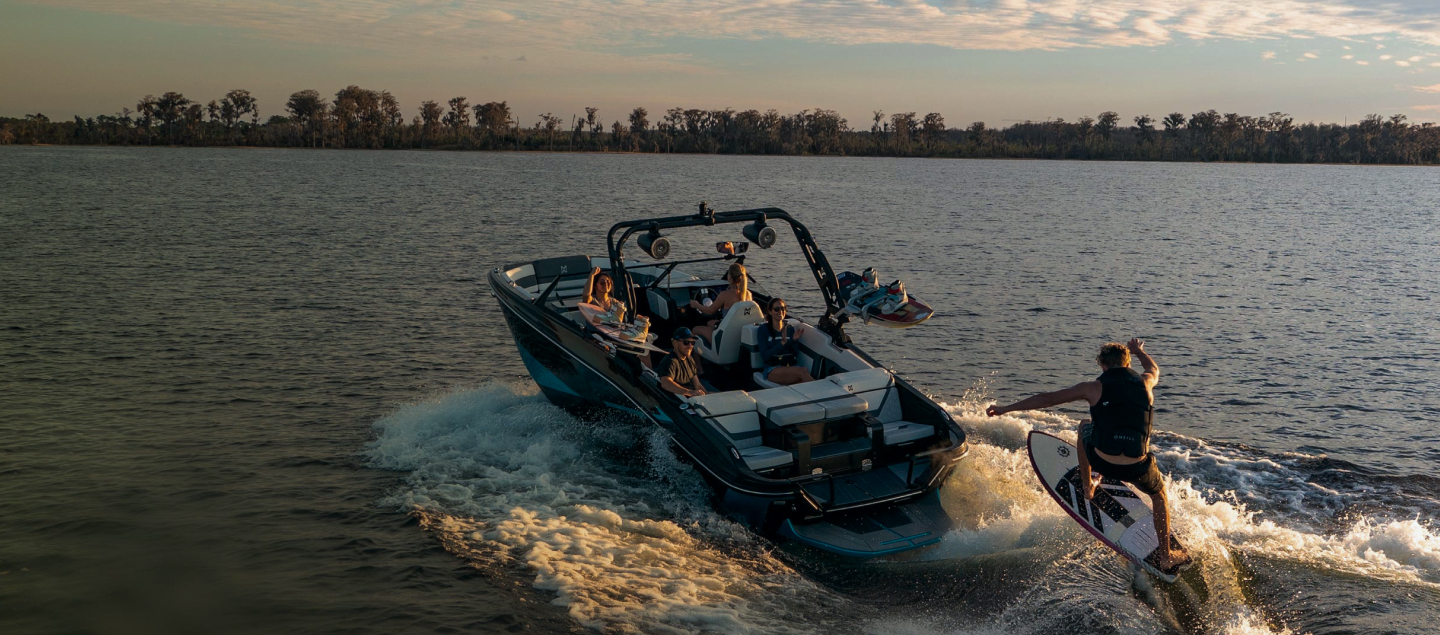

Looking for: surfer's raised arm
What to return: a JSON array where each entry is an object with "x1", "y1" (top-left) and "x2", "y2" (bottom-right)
[
  {"x1": 986, "y1": 381, "x2": 1101, "y2": 417},
  {"x1": 1128, "y1": 338, "x2": 1159, "y2": 388}
]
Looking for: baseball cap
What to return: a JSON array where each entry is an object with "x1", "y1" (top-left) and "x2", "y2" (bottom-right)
[{"x1": 672, "y1": 327, "x2": 696, "y2": 341}]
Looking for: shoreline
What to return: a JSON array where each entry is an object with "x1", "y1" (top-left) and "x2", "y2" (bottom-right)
[{"x1": 3, "y1": 143, "x2": 1435, "y2": 168}]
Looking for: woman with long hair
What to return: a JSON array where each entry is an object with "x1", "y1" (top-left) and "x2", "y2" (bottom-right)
[
  {"x1": 689, "y1": 262, "x2": 752, "y2": 343},
  {"x1": 577, "y1": 267, "x2": 627, "y2": 326}
]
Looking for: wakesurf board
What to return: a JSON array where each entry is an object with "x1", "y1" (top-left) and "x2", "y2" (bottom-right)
[
  {"x1": 837, "y1": 269, "x2": 934, "y2": 328},
  {"x1": 1027, "y1": 430, "x2": 1192, "y2": 583}
]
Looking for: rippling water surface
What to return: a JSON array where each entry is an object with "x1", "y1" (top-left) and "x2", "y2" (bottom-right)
[{"x1": 2, "y1": 147, "x2": 1438, "y2": 634}]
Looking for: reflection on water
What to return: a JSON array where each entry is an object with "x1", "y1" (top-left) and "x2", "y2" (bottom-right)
[{"x1": 2, "y1": 147, "x2": 1438, "y2": 634}]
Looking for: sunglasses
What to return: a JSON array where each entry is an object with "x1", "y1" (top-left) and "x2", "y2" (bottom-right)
[
  {"x1": 770, "y1": 305, "x2": 787, "y2": 312},
  {"x1": 675, "y1": 339, "x2": 696, "y2": 345}
]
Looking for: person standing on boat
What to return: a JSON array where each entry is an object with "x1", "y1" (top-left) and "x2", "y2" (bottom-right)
[
  {"x1": 986, "y1": 339, "x2": 1191, "y2": 572},
  {"x1": 757, "y1": 298, "x2": 813, "y2": 386},
  {"x1": 578, "y1": 267, "x2": 627, "y2": 326},
  {"x1": 689, "y1": 263, "x2": 752, "y2": 344},
  {"x1": 657, "y1": 327, "x2": 706, "y2": 398}
]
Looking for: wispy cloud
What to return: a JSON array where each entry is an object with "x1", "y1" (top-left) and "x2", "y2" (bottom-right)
[
  {"x1": 1411, "y1": 83, "x2": 1440, "y2": 92},
  {"x1": 1357, "y1": 60, "x2": 1371, "y2": 65},
  {"x1": 1343, "y1": 54, "x2": 1355, "y2": 59},
  {"x1": 1262, "y1": 51, "x2": 1277, "y2": 59},
  {"x1": 1397, "y1": 60, "x2": 1412, "y2": 66},
  {"x1": 1304, "y1": 52, "x2": 1320, "y2": 58},
  {"x1": 1381, "y1": 54, "x2": 1395, "y2": 60},
  {"x1": 21, "y1": 0, "x2": 1440, "y2": 57},
  {"x1": 1413, "y1": 104, "x2": 1440, "y2": 110}
]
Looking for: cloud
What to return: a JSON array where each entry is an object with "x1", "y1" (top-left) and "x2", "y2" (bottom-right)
[
  {"x1": 1381, "y1": 54, "x2": 1395, "y2": 59},
  {"x1": 1412, "y1": 83, "x2": 1440, "y2": 92},
  {"x1": 21, "y1": 0, "x2": 1440, "y2": 57},
  {"x1": 1413, "y1": 104, "x2": 1440, "y2": 110},
  {"x1": 1357, "y1": 60, "x2": 1370, "y2": 64},
  {"x1": 1344, "y1": 45, "x2": 1352, "y2": 49},
  {"x1": 1411, "y1": 55, "x2": 1425, "y2": 61},
  {"x1": 1397, "y1": 60, "x2": 1412, "y2": 66},
  {"x1": 1262, "y1": 51, "x2": 1277, "y2": 59},
  {"x1": 1304, "y1": 52, "x2": 1319, "y2": 58},
  {"x1": 1343, "y1": 54, "x2": 1355, "y2": 59}
]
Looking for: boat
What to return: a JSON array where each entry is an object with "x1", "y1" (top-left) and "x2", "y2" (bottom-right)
[{"x1": 486, "y1": 204, "x2": 969, "y2": 557}]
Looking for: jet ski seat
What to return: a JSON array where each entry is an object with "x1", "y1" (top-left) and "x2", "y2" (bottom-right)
[
  {"x1": 686, "y1": 391, "x2": 793, "y2": 472},
  {"x1": 695, "y1": 300, "x2": 764, "y2": 365},
  {"x1": 827, "y1": 368, "x2": 934, "y2": 445}
]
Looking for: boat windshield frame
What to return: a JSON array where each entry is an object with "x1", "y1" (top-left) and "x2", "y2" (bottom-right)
[{"x1": 606, "y1": 204, "x2": 848, "y2": 341}]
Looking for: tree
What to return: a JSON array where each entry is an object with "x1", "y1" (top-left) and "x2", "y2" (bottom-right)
[
  {"x1": 155, "y1": 92, "x2": 193, "y2": 144},
  {"x1": 473, "y1": 101, "x2": 511, "y2": 146},
  {"x1": 628, "y1": 107, "x2": 648, "y2": 151},
  {"x1": 418, "y1": 100, "x2": 443, "y2": 148},
  {"x1": 221, "y1": 89, "x2": 257, "y2": 143},
  {"x1": 1188, "y1": 110, "x2": 1220, "y2": 159},
  {"x1": 444, "y1": 96, "x2": 471, "y2": 145},
  {"x1": 584, "y1": 107, "x2": 599, "y2": 135},
  {"x1": 1095, "y1": 111, "x2": 1120, "y2": 141},
  {"x1": 921, "y1": 113, "x2": 946, "y2": 150},
  {"x1": 1076, "y1": 116, "x2": 1095, "y2": 147},
  {"x1": 286, "y1": 90, "x2": 326, "y2": 147},
  {"x1": 539, "y1": 113, "x2": 563, "y2": 150},
  {"x1": 1133, "y1": 114, "x2": 1155, "y2": 146},
  {"x1": 889, "y1": 112, "x2": 917, "y2": 152}
]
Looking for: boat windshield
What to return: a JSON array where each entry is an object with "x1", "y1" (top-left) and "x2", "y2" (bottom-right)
[{"x1": 633, "y1": 257, "x2": 770, "y2": 298}]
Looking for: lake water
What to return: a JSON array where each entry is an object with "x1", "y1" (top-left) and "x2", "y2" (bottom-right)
[{"x1": 2, "y1": 146, "x2": 1438, "y2": 635}]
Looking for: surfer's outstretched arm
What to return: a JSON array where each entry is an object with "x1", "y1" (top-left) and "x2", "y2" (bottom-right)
[{"x1": 986, "y1": 381, "x2": 1100, "y2": 417}]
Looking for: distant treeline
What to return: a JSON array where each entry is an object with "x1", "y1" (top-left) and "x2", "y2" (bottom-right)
[{"x1": 3, "y1": 86, "x2": 1436, "y2": 164}]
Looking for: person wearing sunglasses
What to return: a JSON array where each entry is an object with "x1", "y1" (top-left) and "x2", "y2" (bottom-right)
[
  {"x1": 757, "y1": 299, "x2": 814, "y2": 386},
  {"x1": 657, "y1": 327, "x2": 706, "y2": 398}
]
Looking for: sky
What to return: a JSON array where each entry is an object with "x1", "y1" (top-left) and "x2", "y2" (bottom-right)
[{"x1": 5, "y1": 0, "x2": 1440, "y2": 127}]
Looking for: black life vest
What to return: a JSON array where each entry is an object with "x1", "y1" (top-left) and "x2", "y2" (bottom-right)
[{"x1": 1089, "y1": 367, "x2": 1154, "y2": 458}]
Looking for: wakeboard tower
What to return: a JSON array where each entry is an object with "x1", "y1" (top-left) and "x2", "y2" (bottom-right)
[
  {"x1": 1027, "y1": 430, "x2": 1193, "y2": 583},
  {"x1": 838, "y1": 267, "x2": 934, "y2": 328}
]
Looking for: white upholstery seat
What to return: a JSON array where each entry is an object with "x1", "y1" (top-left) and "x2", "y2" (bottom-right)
[
  {"x1": 751, "y1": 386, "x2": 826, "y2": 426},
  {"x1": 696, "y1": 300, "x2": 765, "y2": 365},
  {"x1": 646, "y1": 288, "x2": 671, "y2": 320},
  {"x1": 686, "y1": 391, "x2": 793, "y2": 472},
  {"x1": 740, "y1": 323, "x2": 767, "y2": 370},
  {"x1": 752, "y1": 371, "x2": 781, "y2": 389},
  {"x1": 750, "y1": 381, "x2": 867, "y2": 426},
  {"x1": 827, "y1": 368, "x2": 935, "y2": 445},
  {"x1": 739, "y1": 446, "x2": 793, "y2": 470},
  {"x1": 882, "y1": 421, "x2": 933, "y2": 445}
]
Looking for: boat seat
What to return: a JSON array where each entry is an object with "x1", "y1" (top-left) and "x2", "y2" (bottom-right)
[
  {"x1": 686, "y1": 391, "x2": 794, "y2": 472},
  {"x1": 827, "y1": 368, "x2": 934, "y2": 445},
  {"x1": 752, "y1": 371, "x2": 781, "y2": 389},
  {"x1": 751, "y1": 381, "x2": 867, "y2": 426},
  {"x1": 695, "y1": 300, "x2": 764, "y2": 365}
]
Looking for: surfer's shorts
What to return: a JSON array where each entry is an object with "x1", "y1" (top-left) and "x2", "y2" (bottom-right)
[{"x1": 1080, "y1": 423, "x2": 1166, "y2": 497}]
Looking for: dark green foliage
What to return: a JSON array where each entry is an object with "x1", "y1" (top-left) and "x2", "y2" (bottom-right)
[{"x1": 8, "y1": 94, "x2": 1440, "y2": 164}]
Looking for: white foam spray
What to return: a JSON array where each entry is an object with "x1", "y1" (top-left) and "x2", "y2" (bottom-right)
[
  {"x1": 365, "y1": 381, "x2": 1438, "y2": 634},
  {"x1": 365, "y1": 383, "x2": 845, "y2": 634}
]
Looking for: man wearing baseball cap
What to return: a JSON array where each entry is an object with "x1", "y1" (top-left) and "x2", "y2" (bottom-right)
[{"x1": 657, "y1": 327, "x2": 706, "y2": 398}]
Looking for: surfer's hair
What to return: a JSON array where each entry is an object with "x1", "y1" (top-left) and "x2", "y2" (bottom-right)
[{"x1": 1096, "y1": 343, "x2": 1130, "y2": 369}]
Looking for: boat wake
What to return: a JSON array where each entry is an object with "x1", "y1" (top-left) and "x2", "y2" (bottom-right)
[{"x1": 365, "y1": 382, "x2": 1439, "y2": 634}]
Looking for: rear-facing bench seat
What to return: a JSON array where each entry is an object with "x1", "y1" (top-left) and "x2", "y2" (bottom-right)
[
  {"x1": 685, "y1": 391, "x2": 793, "y2": 473},
  {"x1": 827, "y1": 367, "x2": 935, "y2": 446},
  {"x1": 749, "y1": 381, "x2": 868, "y2": 426}
]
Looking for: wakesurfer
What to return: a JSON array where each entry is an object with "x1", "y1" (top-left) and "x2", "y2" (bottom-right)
[{"x1": 987, "y1": 339, "x2": 1191, "y2": 572}]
